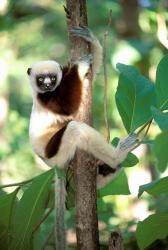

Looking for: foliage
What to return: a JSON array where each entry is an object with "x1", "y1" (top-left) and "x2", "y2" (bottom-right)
[
  {"x1": 115, "y1": 54, "x2": 168, "y2": 249},
  {"x1": 0, "y1": 0, "x2": 168, "y2": 249},
  {"x1": 0, "y1": 47, "x2": 168, "y2": 250},
  {"x1": 0, "y1": 169, "x2": 54, "y2": 250},
  {"x1": 136, "y1": 213, "x2": 168, "y2": 249}
]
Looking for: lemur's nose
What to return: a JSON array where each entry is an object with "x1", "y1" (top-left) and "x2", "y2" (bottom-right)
[{"x1": 44, "y1": 77, "x2": 51, "y2": 85}]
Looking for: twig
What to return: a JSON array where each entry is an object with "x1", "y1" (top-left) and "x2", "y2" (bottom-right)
[
  {"x1": 33, "y1": 205, "x2": 54, "y2": 234},
  {"x1": 0, "y1": 177, "x2": 34, "y2": 189},
  {"x1": 102, "y1": 9, "x2": 112, "y2": 142},
  {"x1": 41, "y1": 225, "x2": 55, "y2": 250}
]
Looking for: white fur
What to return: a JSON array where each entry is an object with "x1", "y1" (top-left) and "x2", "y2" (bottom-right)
[
  {"x1": 45, "y1": 121, "x2": 128, "y2": 168},
  {"x1": 78, "y1": 61, "x2": 90, "y2": 81},
  {"x1": 29, "y1": 101, "x2": 72, "y2": 159}
]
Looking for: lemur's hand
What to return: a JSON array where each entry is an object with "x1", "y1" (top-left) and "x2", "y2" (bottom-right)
[
  {"x1": 70, "y1": 25, "x2": 102, "y2": 77},
  {"x1": 118, "y1": 133, "x2": 139, "y2": 153},
  {"x1": 70, "y1": 26, "x2": 95, "y2": 43}
]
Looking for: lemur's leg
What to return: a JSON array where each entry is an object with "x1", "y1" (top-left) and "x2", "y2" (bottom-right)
[
  {"x1": 71, "y1": 26, "x2": 102, "y2": 77},
  {"x1": 47, "y1": 121, "x2": 138, "y2": 169}
]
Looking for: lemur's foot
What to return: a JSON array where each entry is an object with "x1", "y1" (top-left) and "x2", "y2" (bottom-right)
[
  {"x1": 70, "y1": 26, "x2": 95, "y2": 43},
  {"x1": 118, "y1": 133, "x2": 139, "y2": 153}
]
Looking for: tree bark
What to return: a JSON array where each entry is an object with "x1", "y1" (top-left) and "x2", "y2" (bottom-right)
[
  {"x1": 65, "y1": 1, "x2": 99, "y2": 250},
  {"x1": 108, "y1": 231, "x2": 124, "y2": 250},
  {"x1": 117, "y1": 0, "x2": 140, "y2": 38}
]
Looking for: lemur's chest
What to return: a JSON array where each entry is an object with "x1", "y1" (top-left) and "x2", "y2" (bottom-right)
[{"x1": 29, "y1": 105, "x2": 70, "y2": 158}]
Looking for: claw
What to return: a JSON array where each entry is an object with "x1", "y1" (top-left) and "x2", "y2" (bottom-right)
[
  {"x1": 119, "y1": 133, "x2": 139, "y2": 152},
  {"x1": 80, "y1": 54, "x2": 93, "y2": 64},
  {"x1": 70, "y1": 26, "x2": 94, "y2": 43}
]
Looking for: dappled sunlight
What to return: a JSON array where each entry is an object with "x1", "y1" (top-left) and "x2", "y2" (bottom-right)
[
  {"x1": 0, "y1": 0, "x2": 168, "y2": 249},
  {"x1": 0, "y1": 0, "x2": 7, "y2": 15}
]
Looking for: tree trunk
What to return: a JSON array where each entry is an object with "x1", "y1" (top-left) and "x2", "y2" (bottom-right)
[
  {"x1": 65, "y1": 1, "x2": 99, "y2": 250},
  {"x1": 108, "y1": 231, "x2": 124, "y2": 250},
  {"x1": 117, "y1": 0, "x2": 140, "y2": 38}
]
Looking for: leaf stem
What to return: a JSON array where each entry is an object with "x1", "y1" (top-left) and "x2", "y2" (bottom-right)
[
  {"x1": 0, "y1": 177, "x2": 34, "y2": 189},
  {"x1": 137, "y1": 119, "x2": 153, "y2": 136},
  {"x1": 132, "y1": 119, "x2": 153, "y2": 151},
  {"x1": 144, "y1": 120, "x2": 152, "y2": 138}
]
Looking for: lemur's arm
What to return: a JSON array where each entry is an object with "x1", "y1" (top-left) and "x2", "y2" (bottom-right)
[
  {"x1": 70, "y1": 26, "x2": 102, "y2": 78},
  {"x1": 55, "y1": 26, "x2": 102, "y2": 116}
]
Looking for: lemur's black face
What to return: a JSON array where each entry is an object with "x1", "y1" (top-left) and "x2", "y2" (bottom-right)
[{"x1": 36, "y1": 74, "x2": 57, "y2": 92}]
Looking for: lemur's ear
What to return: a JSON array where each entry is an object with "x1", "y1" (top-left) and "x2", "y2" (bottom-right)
[{"x1": 27, "y1": 68, "x2": 32, "y2": 75}]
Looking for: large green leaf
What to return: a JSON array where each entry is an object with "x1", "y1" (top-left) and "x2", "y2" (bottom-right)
[
  {"x1": 136, "y1": 213, "x2": 168, "y2": 249},
  {"x1": 151, "y1": 106, "x2": 168, "y2": 132},
  {"x1": 115, "y1": 63, "x2": 156, "y2": 132},
  {"x1": 152, "y1": 132, "x2": 168, "y2": 172},
  {"x1": 10, "y1": 169, "x2": 54, "y2": 250},
  {"x1": 155, "y1": 54, "x2": 168, "y2": 110},
  {"x1": 138, "y1": 176, "x2": 168, "y2": 197},
  {"x1": 97, "y1": 169, "x2": 130, "y2": 197},
  {"x1": 0, "y1": 189, "x2": 18, "y2": 248}
]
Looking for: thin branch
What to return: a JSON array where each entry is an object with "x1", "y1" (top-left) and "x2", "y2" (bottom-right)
[
  {"x1": 102, "y1": 9, "x2": 112, "y2": 142},
  {"x1": 33, "y1": 205, "x2": 54, "y2": 234},
  {"x1": 41, "y1": 224, "x2": 55, "y2": 250}
]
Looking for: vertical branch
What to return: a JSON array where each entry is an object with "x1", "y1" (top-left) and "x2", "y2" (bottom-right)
[
  {"x1": 65, "y1": 1, "x2": 99, "y2": 250},
  {"x1": 55, "y1": 174, "x2": 66, "y2": 249}
]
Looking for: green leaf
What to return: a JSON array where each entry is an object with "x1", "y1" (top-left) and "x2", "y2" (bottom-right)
[
  {"x1": 122, "y1": 152, "x2": 139, "y2": 168},
  {"x1": 138, "y1": 176, "x2": 168, "y2": 197},
  {"x1": 115, "y1": 63, "x2": 156, "y2": 132},
  {"x1": 0, "y1": 189, "x2": 18, "y2": 248},
  {"x1": 136, "y1": 213, "x2": 168, "y2": 249},
  {"x1": 10, "y1": 169, "x2": 54, "y2": 250},
  {"x1": 151, "y1": 106, "x2": 168, "y2": 132},
  {"x1": 155, "y1": 54, "x2": 168, "y2": 110},
  {"x1": 97, "y1": 169, "x2": 130, "y2": 197},
  {"x1": 111, "y1": 137, "x2": 139, "y2": 167},
  {"x1": 152, "y1": 132, "x2": 168, "y2": 172}
]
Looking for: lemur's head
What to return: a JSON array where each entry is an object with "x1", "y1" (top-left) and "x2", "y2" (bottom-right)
[{"x1": 27, "y1": 60, "x2": 62, "y2": 93}]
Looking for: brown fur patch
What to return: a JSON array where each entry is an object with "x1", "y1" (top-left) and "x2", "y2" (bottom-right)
[
  {"x1": 45, "y1": 123, "x2": 68, "y2": 158},
  {"x1": 37, "y1": 64, "x2": 82, "y2": 116},
  {"x1": 98, "y1": 164, "x2": 116, "y2": 176}
]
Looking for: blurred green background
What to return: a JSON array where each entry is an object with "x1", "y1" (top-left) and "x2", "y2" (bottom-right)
[{"x1": 0, "y1": 0, "x2": 168, "y2": 248}]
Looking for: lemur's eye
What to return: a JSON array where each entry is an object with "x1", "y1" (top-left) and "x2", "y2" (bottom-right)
[
  {"x1": 38, "y1": 77, "x2": 43, "y2": 82},
  {"x1": 51, "y1": 76, "x2": 56, "y2": 81}
]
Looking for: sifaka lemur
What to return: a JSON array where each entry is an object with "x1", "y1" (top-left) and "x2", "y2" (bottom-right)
[{"x1": 27, "y1": 26, "x2": 138, "y2": 188}]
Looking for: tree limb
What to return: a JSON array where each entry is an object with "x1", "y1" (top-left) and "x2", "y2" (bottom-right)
[{"x1": 65, "y1": 1, "x2": 99, "y2": 249}]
